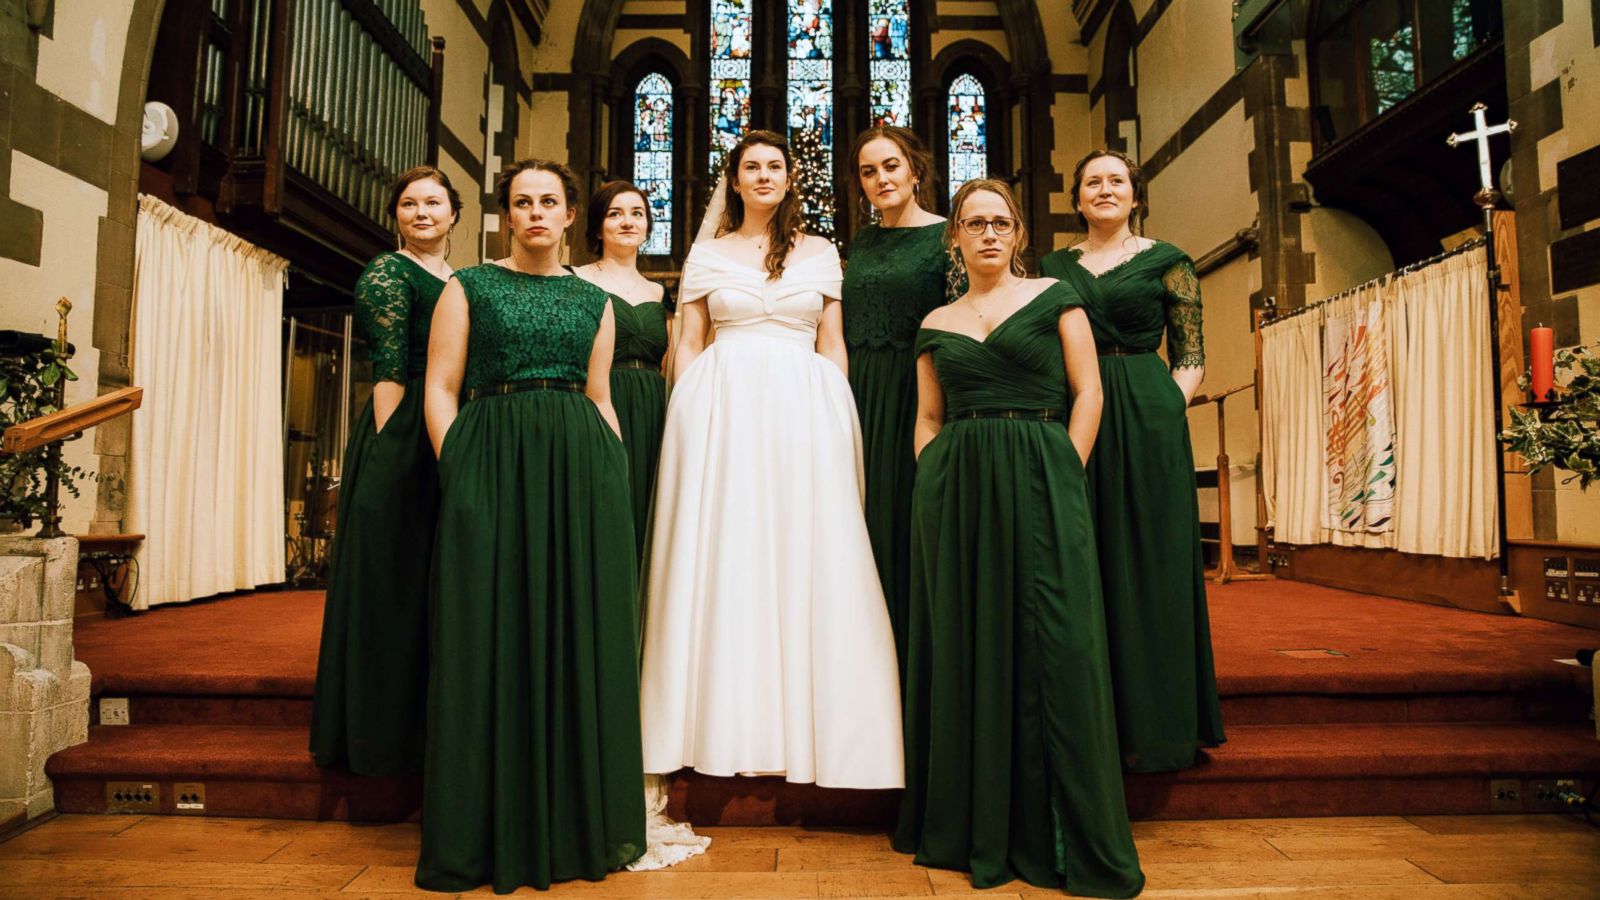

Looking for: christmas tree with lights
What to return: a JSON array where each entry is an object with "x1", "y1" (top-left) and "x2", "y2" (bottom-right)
[{"x1": 790, "y1": 126, "x2": 835, "y2": 240}]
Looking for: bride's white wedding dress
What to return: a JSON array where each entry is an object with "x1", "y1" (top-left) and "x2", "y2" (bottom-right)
[{"x1": 639, "y1": 237, "x2": 904, "y2": 789}]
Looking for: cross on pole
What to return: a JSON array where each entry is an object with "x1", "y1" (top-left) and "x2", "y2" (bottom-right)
[{"x1": 1446, "y1": 102, "x2": 1516, "y2": 209}]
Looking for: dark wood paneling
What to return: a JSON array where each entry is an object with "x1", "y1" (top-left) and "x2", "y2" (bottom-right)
[{"x1": 1277, "y1": 544, "x2": 1506, "y2": 616}]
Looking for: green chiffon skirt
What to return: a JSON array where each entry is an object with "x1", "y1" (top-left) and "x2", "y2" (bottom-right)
[
  {"x1": 611, "y1": 364, "x2": 668, "y2": 557},
  {"x1": 848, "y1": 345, "x2": 919, "y2": 681},
  {"x1": 1092, "y1": 354, "x2": 1225, "y2": 773},
  {"x1": 311, "y1": 380, "x2": 436, "y2": 776},
  {"x1": 415, "y1": 390, "x2": 646, "y2": 894},
  {"x1": 894, "y1": 419, "x2": 1144, "y2": 899}
]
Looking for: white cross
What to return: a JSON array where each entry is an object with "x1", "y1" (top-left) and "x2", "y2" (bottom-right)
[{"x1": 1446, "y1": 102, "x2": 1516, "y2": 201}]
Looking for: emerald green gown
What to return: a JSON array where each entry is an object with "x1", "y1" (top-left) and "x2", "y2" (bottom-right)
[
  {"x1": 1039, "y1": 241, "x2": 1225, "y2": 773},
  {"x1": 842, "y1": 221, "x2": 954, "y2": 679},
  {"x1": 894, "y1": 282, "x2": 1144, "y2": 899},
  {"x1": 311, "y1": 251, "x2": 442, "y2": 776},
  {"x1": 415, "y1": 267, "x2": 645, "y2": 893},
  {"x1": 608, "y1": 289, "x2": 672, "y2": 556}
]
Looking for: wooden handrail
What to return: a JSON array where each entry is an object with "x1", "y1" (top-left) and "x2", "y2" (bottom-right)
[
  {"x1": 1, "y1": 387, "x2": 143, "y2": 454},
  {"x1": 1189, "y1": 381, "x2": 1271, "y2": 584}
]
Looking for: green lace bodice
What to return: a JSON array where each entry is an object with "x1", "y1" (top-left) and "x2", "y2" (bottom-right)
[
  {"x1": 842, "y1": 222, "x2": 961, "y2": 351},
  {"x1": 610, "y1": 285, "x2": 673, "y2": 367},
  {"x1": 914, "y1": 282, "x2": 1084, "y2": 416},
  {"x1": 354, "y1": 252, "x2": 447, "y2": 382},
  {"x1": 1038, "y1": 240, "x2": 1205, "y2": 369},
  {"x1": 454, "y1": 266, "x2": 609, "y2": 390}
]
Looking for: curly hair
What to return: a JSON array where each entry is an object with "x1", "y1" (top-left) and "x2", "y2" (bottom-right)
[{"x1": 717, "y1": 130, "x2": 807, "y2": 280}]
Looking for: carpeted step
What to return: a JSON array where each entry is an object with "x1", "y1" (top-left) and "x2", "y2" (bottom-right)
[
  {"x1": 47, "y1": 720, "x2": 1600, "y2": 824},
  {"x1": 47, "y1": 724, "x2": 418, "y2": 821}
]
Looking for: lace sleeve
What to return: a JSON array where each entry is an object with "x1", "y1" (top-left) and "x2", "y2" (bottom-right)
[
  {"x1": 1162, "y1": 258, "x2": 1205, "y2": 369},
  {"x1": 355, "y1": 255, "x2": 412, "y2": 383}
]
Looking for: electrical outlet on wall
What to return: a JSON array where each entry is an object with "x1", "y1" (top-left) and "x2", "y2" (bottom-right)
[{"x1": 100, "y1": 697, "x2": 130, "y2": 726}]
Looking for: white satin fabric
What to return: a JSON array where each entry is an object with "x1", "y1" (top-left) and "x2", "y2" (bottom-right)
[{"x1": 639, "y1": 238, "x2": 905, "y2": 789}]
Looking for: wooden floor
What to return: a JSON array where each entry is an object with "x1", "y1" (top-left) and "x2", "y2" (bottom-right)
[{"x1": 1, "y1": 814, "x2": 1598, "y2": 898}]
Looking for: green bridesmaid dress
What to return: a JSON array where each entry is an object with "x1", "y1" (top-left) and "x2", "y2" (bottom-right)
[
  {"x1": 894, "y1": 281, "x2": 1144, "y2": 899},
  {"x1": 842, "y1": 221, "x2": 954, "y2": 679},
  {"x1": 311, "y1": 252, "x2": 443, "y2": 776},
  {"x1": 415, "y1": 267, "x2": 645, "y2": 893},
  {"x1": 1039, "y1": 240, "x2": 1225, "y2": 773},
  {"x1": 608, "y1": 288, "x2": 673, "y2": 555}
]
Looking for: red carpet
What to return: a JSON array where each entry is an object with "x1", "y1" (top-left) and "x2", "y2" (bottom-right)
[{"x1": 50, "y1": 580, "x2": 1600, "y2": 822}]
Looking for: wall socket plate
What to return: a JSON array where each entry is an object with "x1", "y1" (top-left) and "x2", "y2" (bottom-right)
[
  {"x1": 1489, "y1": 778, "x2": 1521, "y2": 812},
  {"x1": 99, "y1": 697, "x2": 130, "y2": 726},
  {"x1": 174, "y1": 782, "x2": 206, "y2": 814},
  {"x1": 105, "y1": 781, "x2": 158, "y2": 813}
]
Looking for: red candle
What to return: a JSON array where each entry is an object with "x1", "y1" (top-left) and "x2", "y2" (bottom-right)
[{"x1": 1530, "y1": 325, "x2": 1554, "y2": 403}]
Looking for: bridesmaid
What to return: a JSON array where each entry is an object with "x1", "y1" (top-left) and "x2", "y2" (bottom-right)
[
  {"x1": 572, "y1": 181, "x2": 675, "y2": 556},
  {"x1": 895, "y1": 179, "x2": 1143, "y2": 898},
  {"x1": 842, "y1": 126, "x2": 952, "y2": 677},
  {"x1": 1039, "y1": 150, "x2": 1224, "y2": 773},
  {"x1": 417, "y1": 159, "x2": 645, "y2": 892},
  {"x1": 311, "y1": 165, "x2": 457, "y2": 776}
]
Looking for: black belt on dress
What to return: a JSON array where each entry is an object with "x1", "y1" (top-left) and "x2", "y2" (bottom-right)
[
  {"x1": 613, "y1": 359, "x2": 657, "y2": 371},
  {"x1": 948, "y1": 408, "x2": 1063, "y2": 422},
  {"x1": 1097, "y1": 344, "x2": 1153, "y2": 356},
  {"x1": 464, "y1": 378, "x2": 585, "y2": 401}
]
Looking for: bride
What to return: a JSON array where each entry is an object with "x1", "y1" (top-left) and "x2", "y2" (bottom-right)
[{"x1": 639, "y1": 130, "x2": 904, "y2": 789}]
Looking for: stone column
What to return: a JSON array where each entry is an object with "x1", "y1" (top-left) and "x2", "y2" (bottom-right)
[{"x1": 0, "y1": 536, "x2": 91, "y2": 830}]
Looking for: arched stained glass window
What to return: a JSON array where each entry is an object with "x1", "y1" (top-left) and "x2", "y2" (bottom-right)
[
  {"x1": 633, "y1": 72, "x2": 674, "y2": 256},
  {"x1": 947, "y1": 73, "x2": 987, "y2": 199},
  {"x1": 787, "y1": 0, "x2": 835, "y2": 235},
  {"x1": 709, "y1": 0, "x2": 753, "y2": 176},
  {"x1": 867, "y1": 0, "x2": 911, "y2": 127}
]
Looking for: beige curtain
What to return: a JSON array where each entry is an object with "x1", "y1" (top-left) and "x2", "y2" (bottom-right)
[
  {"x1": 1262, "y1": 307, "x2": 1325, "y2": 545},
  {"x1": 127, "y1": 195, "x2": 288, "y2": 608},
  {"x1": 1391, "y1": 249, "x2": 1498, "y2": 559}
]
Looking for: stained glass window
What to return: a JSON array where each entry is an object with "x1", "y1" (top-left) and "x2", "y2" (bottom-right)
[
  {"x1": 787, "y1": 0, "x2": 835, "y2": 235},
  {"x1": 867, "y1": 0, "x2": 911, "y2": 127},
  {"x1": 634, "y1": 72, "x2": 673, "y2": 256},
  {"x1": 709, "y1": 0, "x2": 753, "y2": 176},
  {"x1": 947, "y1": 74, "x2": 987, "y2": 199}
]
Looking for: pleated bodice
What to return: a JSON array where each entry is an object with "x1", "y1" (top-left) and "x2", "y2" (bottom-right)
[{"x1": 914, "y1": 281, "x2": 1080, "y2": 415}]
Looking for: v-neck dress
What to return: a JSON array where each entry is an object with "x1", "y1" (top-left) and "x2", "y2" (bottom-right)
[
  {"x1": 311, "y1": 251, "x2": 443, "y2": 777},
  {"x1": 893, "y1": 281, "x2": 1143, "y2": 898},
  {"x1": 1039, "y1": 240, "x2": 1225, "y2": 773}
]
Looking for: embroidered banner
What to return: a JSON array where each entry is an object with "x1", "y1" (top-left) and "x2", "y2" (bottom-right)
[{"x1": 1322, "y1": 290, "x2": 1397, "y2": 534}]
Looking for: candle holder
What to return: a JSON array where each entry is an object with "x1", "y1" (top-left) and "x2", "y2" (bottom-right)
[{"x1": 1498, "y1": 341, "x2": 1600, "y2": 489}]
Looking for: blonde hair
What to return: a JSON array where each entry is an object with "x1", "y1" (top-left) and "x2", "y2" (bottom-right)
[{"x1": 947, "y1": 178, "x2": 1028, "y2": 278}]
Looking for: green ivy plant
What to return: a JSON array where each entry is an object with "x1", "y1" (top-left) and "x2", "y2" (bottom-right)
[
  {"x1": 0, "y1": 344, "x2": 96, "y2": 529},
  {"x1": 1499, "y1": 341, "x2": 1600, "y2": 489}
]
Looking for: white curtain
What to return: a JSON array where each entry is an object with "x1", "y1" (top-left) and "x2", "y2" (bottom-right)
[
  {"x1": 1391, "y1": 249, "x2": 1498, "y2": 559},
  {"x1": 1262, "y1": 307, "x2": 1325, "y2": 546},
  {"x1": 1260, "y1": 246, "x2": 1497, "y2": 560},
  {"x1": 127, "y1": 195, "x2": 288, "y2": 608}
]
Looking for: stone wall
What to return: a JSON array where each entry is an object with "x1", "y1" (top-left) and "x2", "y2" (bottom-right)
[{"x1": 0, "y1": 537, "x2": 90, "y2": 830}]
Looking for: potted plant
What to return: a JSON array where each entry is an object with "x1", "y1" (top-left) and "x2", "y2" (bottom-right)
[{"x1": 0, "y1": 339, "x2": 96, "y2": 531}]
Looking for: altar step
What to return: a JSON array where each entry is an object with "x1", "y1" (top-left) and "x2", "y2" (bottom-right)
[{"x1": 46, "y1": 720, "x2": 1600, "y2": 823}]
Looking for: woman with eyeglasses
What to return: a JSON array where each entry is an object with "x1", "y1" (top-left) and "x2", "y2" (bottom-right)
[
  {"x1": 840, "y1": 126, "x2": 955, "y2": 686},
  {"x1": 1038, "y1": 150, "x2": 1224, "y2": 775},
  {"x1": 893, "y1": 179, "x2": 1143, "y2": 898}
]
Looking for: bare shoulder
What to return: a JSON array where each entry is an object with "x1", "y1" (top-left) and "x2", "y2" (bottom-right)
[
  {"x1": 792, "y1": 232, "x2": 839, "y2": 259},
  {"x1": 921, "y1": 302, "x2": 957, "y2": 330},
  {"x1": 1133, "y1": 236, "x2": 1159, "y2": 253}
]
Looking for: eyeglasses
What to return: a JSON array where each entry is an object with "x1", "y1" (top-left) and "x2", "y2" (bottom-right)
[{"x1": 958, "y1": 216, "x2": 1018, "y2": 236}]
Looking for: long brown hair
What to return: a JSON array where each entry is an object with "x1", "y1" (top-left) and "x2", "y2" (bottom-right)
[
  {"x1": 847, "y1": 125, "x2": 937, "y2": 229},
  {"x1": 947, "y1": 178, "x2": 1029, "y2": 279},
  {"x1": 718, "y1": 130, "x2": 806, "y2": 280},
  {"x1": 1070, "y1": 149, "x2": 1148, "y2": 233}
]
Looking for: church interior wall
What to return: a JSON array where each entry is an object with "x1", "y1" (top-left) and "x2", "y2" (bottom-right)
[
  {"x1": 1131, "y1": 0, "x2": 1238, "y2": 154},
  {"x1": 1504, "y1": 0, "x2": 1600, "y2": 543},
  {"x1": 420, "y1": 0, "x2": 497, "y2": 270}
]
